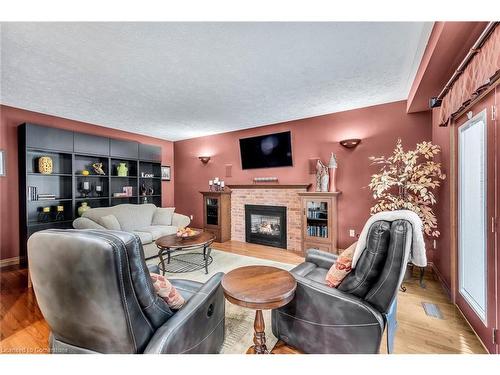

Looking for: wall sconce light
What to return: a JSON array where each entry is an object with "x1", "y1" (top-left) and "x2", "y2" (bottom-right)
[
  {"x1": 198, "y1": 156, "x2": 211, "y2": 164},
  {"x1": 339, "y1": 138, "x2": 361, "y2": 149}
]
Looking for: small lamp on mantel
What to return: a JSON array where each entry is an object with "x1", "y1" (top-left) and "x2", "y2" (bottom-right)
[
  {"x1": 339, "y1": 138, "x2": 361, "y2": 149},
  {"x1": 198, "y1": 156, "x2": 211, "y2": 165}
]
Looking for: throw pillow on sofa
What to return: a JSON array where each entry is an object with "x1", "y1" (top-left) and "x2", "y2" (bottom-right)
[
  {"x1": 152, "y1": 207, "x2": 176, "y2": 226},
  {"x1": 97, "y1": 214, "x2": 122, "y2": 231},
  {"x1": 325, "y1": 241, "x2": 357, "y2": 288},
  {"x1": 150, "y1": 273, "x2": 185, "y2": 310}
]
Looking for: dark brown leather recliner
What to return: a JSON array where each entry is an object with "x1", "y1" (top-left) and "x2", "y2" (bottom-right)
[
  {"x1": 28, "y1": 229, "x2": 225, "y2": 354},
  {"x1": 272, "y1": 219, "x2": 410, "y2": 354}
]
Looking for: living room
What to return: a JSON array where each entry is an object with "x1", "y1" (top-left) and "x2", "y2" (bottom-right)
[{"x1": 1, "y1": 1, "x2": 499, "y2": 372}]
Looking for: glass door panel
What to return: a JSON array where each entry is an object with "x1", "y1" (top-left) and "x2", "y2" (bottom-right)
[
  {"x1": 458, "y1": 110, "x2": 487, "y2": 322},
  {"x1": 306, "y1": 200, "x2": 329, "y2": 239},
  {"x1": 206, "y1": 197, "x2": 219, "y2": 226}
]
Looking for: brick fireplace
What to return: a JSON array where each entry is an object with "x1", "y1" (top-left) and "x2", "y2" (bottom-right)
[{"x1": 228, "y1": 184, "x2": 310, "y2": 252}]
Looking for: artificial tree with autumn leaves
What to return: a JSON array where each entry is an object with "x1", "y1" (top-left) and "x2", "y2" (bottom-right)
[{"x1": 368, "y1": 139, "x2": 446, "y2": 238}]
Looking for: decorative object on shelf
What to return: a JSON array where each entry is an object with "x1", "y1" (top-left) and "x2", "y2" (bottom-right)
[
  {"x1": 55, "y1": 206, "x2": 65, "y2": 221},
  {"x1": 198, "y1": 156, "x2": 211, "y2": 165},
  {"x1": 78, "y1": 202, "x2": 90, "y2": 216},
  {"x1": 38, "y1": 206, "x2": 51, "y2": 223},
  {"x1": 117, "y1": 162, "x2": 128, "y2": 177},
  {"x1": 315, "y1": 159, "x2": 329, "y2": 192},
  {"x1": 0, "y1": 150, "x2": 5, "y2": 176},
  {"x1": 147, "y1": 187, "x2": 154, "y2": 195},
  {"x1": 92, "y1": 162, "x2": 105, "y2": 175},
  {"x1": 95, "y1": 185, "x2": 103, "y2": 197},
  {"x1": 81, "y1": 169, "x2": 90, "y2": 176},
  {"x1": 369, "y1": 139, "x2": 446, "y2": 237},
  {"x1": 80, "y1": 181, "x2": 91, "y2": 198},
  {"x1": 328, "y1": 153, "x2": 338, "y2": 192},
  {"x1": 161, "y1": 165, "x2": 171, "y2": 181},
  {"x1": 140, "y1": 182, "x2": 147, "y2": 196},
  {"x1": 210, "y1": 177, "x2": 225, "y2": 192},
  {"x1": 340, "y1": 138, "x2": 361, "y2": 149},
  {"x1": 141, "y1": 172, "x2": 155, "y2": 178},
  {"x1": 113, "y1": 192, "x2": 128, "y2": 198},
  {"x1": 253, "y1": 177, "x2": 278, "y2": 183},
  {"x1": 38, "y1": 156, "x2": 53, "y2": 174},
  {"x1": 123, "y1": 186, "x2": 133, "y2": 197}
]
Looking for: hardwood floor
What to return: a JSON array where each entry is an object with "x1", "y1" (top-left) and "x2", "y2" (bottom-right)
[
  {"x1": 213, "y1": 240, "x2": 304, "y2": 265},
  {"x1": 0, "y1": 240, "x2": 487, "y2": 354}
]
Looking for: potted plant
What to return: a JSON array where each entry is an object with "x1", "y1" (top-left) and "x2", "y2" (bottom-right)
[
  {"x1": 368, "y1": 139, "x2": 446, "y2": 284},
  {"x1": 368, "y1": 139, "x2": 446, "y2": 237}
]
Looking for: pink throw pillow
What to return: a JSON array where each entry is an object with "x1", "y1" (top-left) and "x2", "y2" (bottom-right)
[
  {"x1": 325, "y1": 241, "x2": 357, "y2": 288},
  {"x1": 150, "y1": 273, "x2": 185, "y2": 310}
]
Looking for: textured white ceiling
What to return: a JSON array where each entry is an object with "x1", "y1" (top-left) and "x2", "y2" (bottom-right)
[{"x1": 0, "y1": 22, "x2": 432, "y2": 141}]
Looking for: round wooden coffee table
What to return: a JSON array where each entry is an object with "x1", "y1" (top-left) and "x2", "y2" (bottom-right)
[
  {"x1": 221, "y1": 266, "x2": 297, "y2": 354},
  {"x1": 155, "y1": 232, "x2": 215, "y2": 274}
]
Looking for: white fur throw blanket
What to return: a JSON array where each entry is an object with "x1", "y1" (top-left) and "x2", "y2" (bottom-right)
[{"x1": 352, "y1": 210, "x2": 427, "y2": 268}]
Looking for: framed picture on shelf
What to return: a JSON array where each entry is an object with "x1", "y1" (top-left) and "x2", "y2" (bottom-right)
[
  {"x1": 122, "y1": 186, "x2": 133, "y2": 197},
  {"x1": 161, "y1": 166, "x2": 171, "y2": 181},
  {"x1": 0, "y1": 150, "x2": 5, "y2": 176}
]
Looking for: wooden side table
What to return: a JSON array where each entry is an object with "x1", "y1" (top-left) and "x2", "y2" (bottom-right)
[{"x1": 221, "y1": 266, "x2": 297, "y2": 354}]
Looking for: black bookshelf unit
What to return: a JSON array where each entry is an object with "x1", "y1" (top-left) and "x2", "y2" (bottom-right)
[{"x1": 18, "y1": 123, "x2": 163, "y2": 261}]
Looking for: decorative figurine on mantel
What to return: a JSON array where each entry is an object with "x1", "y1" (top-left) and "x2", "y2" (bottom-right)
[
  {"x1": 315, "y1": 159, "x2": 329, "y2": 192},
  {"x1": 328, "y1": 153, "x2": 338, "y2": 192},
  {"x1": 92, "y1": 162, "x2": 105, "y2": 175}
]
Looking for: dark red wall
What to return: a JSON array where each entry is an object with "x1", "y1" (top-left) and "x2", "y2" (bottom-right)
[
  {"x1": 0, "y1": 105, "x2": 174, "y2": 260},
  {"x1": 173, "y1": 100, "x2": 433, "y2": 251},
  {"x1": 431, "y1": 107, "x2": 452, "y2": 291}
]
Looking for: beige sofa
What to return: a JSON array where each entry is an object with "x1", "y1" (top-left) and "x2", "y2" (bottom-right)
[{"x1": 73, "y1": 204, "x2": 190, "y2": 259}]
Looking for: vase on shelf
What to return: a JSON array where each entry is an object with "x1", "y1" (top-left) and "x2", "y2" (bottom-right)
[
  {"x1": 38, "y1": 156, "x2": 53, "y2": 175},
  {"x1": 78, "y1": 202, "x2": 90, "y2": 216},
  {"x1": 117, "y1": 162, "x2": 128, "y2": 177},
  {"x1": 328, "y1": 153, "x2": 338, "y2": 192},
  {"x1": 316, "y1": 159, "x2": 329, "y2": 192},
  {"x1": 320, "y1": 173, "x2": 330, "y2": 192}
]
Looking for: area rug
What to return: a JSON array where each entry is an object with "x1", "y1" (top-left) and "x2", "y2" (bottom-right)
[{"x1": 148, "y1": 249, "x2": 294, "y2": 354}]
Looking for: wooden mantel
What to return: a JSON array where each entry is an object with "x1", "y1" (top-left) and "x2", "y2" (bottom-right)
[{"x1": 227, "y1": 183, "x2": 312, "y2": 190}]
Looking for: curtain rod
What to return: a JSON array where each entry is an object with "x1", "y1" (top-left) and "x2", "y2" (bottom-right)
[{"x1": 435, "y1": 22, "x2": 498, "y2": 102}]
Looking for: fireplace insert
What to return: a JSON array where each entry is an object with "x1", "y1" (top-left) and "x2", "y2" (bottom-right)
[{"x1": 245, "y1": 204, "x2": 287, "y2": 249}]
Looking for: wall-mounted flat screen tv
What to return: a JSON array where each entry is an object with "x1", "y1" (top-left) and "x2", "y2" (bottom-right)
[{"x1": 239, "y1": 131, "x2": 293, "y2": 170}]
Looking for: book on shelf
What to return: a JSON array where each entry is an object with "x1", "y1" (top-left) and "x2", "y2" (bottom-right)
[
  {"x1": 37, "y1": 193, "x2": 56, "y2": 201},
  {"x1": 307, "y1": 225, "x2": 328, "y2": 238},
  {"x1": 27, "y1": 186, "x2": 38, "y2": 201}
]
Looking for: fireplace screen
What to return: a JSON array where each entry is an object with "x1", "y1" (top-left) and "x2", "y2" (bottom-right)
[
  {"x1": 250, "y1": 214, "x2": 282, "y2": 237},
  {"x1": 245, "y1": 204, "x2": 287, "y2": 249}
]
